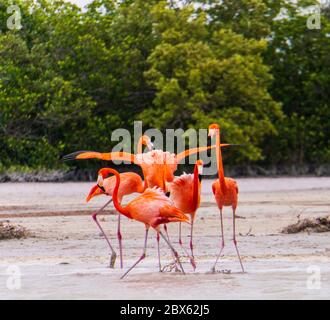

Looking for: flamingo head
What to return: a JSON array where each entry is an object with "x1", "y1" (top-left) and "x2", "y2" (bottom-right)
[
  {"x1": 208, "y1": 123, "x2": 220, "y2": 137},
  {"x1": 196, "y1": 159, "x2": 204, "y2": 175},
  {"x1": 141, "y1": 135, "x2": 154, "y2": 151},
  {"x1": 86, "y1": 184, "x2": 104, "y2": 202},
  {"x1": 97, "y1": 168, "x2": 113, "y2": 191}
]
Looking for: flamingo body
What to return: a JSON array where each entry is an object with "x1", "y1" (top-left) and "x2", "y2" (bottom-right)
[
  {"x1": 123, "y1": 188, "x2": 188, "y2": 228},
  {"x1": 136, "y1": 150, "x2": 177, "y2": 190},
  {"x1": 212, "y1": 178, "x2": 238, "y2": 209},
  {"x1": 170, "y1": 173, "x2": 199, "y2": 216}
]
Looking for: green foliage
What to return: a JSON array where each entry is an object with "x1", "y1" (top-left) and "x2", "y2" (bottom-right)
[
  {"x1": 0, "y1": 0, "x2": 328, "y2": 170},
  {"x1": 264, "y1": 0, "x2": 330, "y2": 165},
  {"x1": 141, "y1": 2, "x2": 282, "y2": 162}
]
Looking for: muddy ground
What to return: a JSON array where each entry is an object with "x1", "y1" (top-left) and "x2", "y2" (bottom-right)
[{"x1": 0, "y1": 177, "x2": 329, "y2": 299}]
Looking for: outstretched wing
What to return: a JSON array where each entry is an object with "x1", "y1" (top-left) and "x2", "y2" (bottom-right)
[
  {"x1": 176, "y1": 144, "x2": 230, "y2": 163},
  {"x1": 63, "y1": 151, "x2": 137, "y2": 164}
]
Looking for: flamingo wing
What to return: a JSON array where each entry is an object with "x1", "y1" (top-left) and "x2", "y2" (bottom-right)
[
  {"x1": 63, "y1": 151, "x2": 137, "y2": 163},
  {"x1": 170, "y1": 173, "x2": 195, "y2": 213},
  {"x1": 176, "y1": 144, "x2": 230, "y2": 163},
  {"x1": 159, "y1": 205, "x2": 189, "y2": 224}
]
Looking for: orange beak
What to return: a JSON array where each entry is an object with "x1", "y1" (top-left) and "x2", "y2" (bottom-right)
[{"x1": 86, "y1": 185, "x2": 104, "y2": 202}]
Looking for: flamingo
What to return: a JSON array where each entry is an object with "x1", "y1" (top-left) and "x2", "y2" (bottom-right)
[
  {"x1": 86, "y1": 135, "x2": 153, "y2": 268},
  {"x1": 208, "y1": 124, "x2": 245, "y2": 273},
  {"x1": 169, "y1": 160, "x2": 204, "y2": 269},
  {"x1": 63, "y1": 141, "x2": 230, "y2": 191},
  {"x1": 87, "y1": 171, "x2": 145, "y2": 269},
  {"x1": 97, "y1": 168, "x2": 189, "y2": 279}
]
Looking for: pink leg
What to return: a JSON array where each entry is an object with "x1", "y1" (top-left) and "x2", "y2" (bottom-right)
[
  {"x1": 190, "y1": 220, "x2": 194, "y2": 259},
  {"x1": 179, "y1": 222, "x2": 196, "y2": 270},
  {"x1": 164, "y1": 224, "x2": 170, "y2": 239},
  {"x1": 92, "y1": 198, "x2": 117, "y2": 268},
  {"x1": 159, "y1": 231, "x2": 185, "y2": 275},
  {"x1": 120, "y1": 227, "x2": 149, "y2": 279},
  {"x1": 212, "y1": 208, "x2": 225, "y2": 272},
  {"x1": 156, "y1": 232, "x2": 162, "y2": 272},
  {"x1": 233, "y1": 208, "x2": 245, "y2": 273},
  {"x1": 179, "y1": 222, "x2": 183, "y2": 246},
  {"x1": 163, "y1": 225, "x2": 180, "y2": 270},
  {"x1": 117, "y1": 213, "x2": 123, "y2": 269},
  {"x1": 164, "y1": 224, "x2": 176, "y2": 259}
]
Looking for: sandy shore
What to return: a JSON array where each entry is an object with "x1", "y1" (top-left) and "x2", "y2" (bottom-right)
[{"x1": 0, "y1": 177, "x2": 329, "y2": 300}]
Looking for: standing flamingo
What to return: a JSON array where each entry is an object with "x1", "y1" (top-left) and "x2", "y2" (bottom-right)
[
  {"x1": 97, "y1": 168, "x2": 189, "y2": 279},
  {"x1": 87, "y1": 171, "x2": 145, "y2": 268},
  {"x1": 169, "y1": 160, "x2": 204, "y2": 269},
  {"x1": 208, "y1": 124, "x2": 245, "y2": 273}
]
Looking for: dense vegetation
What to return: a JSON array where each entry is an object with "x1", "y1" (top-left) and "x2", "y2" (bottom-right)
[{"x1": 0, "y1": 0, "x2": 329, "y2": 173}]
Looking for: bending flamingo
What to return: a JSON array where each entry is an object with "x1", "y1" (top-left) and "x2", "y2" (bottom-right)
[
  {"x1": 87, "y1": 171, "x2": 145, "y2": 268},
  {"x1": 169, "y1": 160, "x2": 204, "y2": 269},
  {"x1": 86, "y1": 135, "x2": 153, "y2": 268},
  {"x1": 208, "y1": 124, "x2": 245, "y2": 273},
  {"x1": 97, "y1": 168, "x2": 189, "y2": 279}
]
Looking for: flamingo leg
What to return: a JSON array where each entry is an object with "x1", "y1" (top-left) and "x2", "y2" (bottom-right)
[
  {"x1": 92, "y1": 198, "x2": 117, "y2": 268},
  {"x1": 156, "y1": 232, "x2": 162, "y2": 272},
  {"x1": 178, "y1": 222, "x2": 196, "y2": 270},
  {"x1": 211, "y1": 208, "x2": 225, "y2": 272},
  {"x1": 120, "y1": 228, "x2": 149, "y2": 279},
  {"x1": 164, "y1": 224, "x2": 178, "y2": 261},
  {"x1": 162, "y1": 225, "x2": 180, "y2": 272},
  {"x1": 179, "y1": 222, "x2": 183, "y2": 246},
  {"x1": 159, "y1": 231, "x2": 185, "y2": 275},
  {"x1": 164, "y1": 224, "x2": 170, "y2": 239},
  {"x1": 233, "y1": 208, "x2": 245, "y2": 273},
  {"x1": 190, "y1": 219, "x2": 194, "y2": 259},
  {"x1": 117, "y1": 213, "x2": 123, "y2": 269}
]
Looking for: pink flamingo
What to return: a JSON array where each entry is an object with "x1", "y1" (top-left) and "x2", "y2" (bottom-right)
[
  {"x1": 97, "y1": 168, "x2": 189, "y2": 279},
  {"x1": 208, "y1": 124, "x2": 245, "y2": 273},
  {"x1": 169, "y1": 160, "x2": 204, "y2": 269}
]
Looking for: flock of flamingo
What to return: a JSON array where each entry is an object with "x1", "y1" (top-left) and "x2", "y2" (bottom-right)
[{"x1": 64, "y1": 124, "x2": 245, "y2": 278}]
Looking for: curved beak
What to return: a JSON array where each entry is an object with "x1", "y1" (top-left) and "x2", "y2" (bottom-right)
[{"x1": 86, "y1": 185, "x2": 103, "y2": 202}]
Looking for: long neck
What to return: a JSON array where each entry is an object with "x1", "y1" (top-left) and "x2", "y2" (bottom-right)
[
  {"x1": 192, "y1": 164, "x2": 200, "y2": 211},
  {"x1": 137, "y1": 136, "x2": 144, "y2": 154},
  {"x1": 111, "y1": 171, "x2": 132, "y2": 219},
  {"x1": 162, "y1": 166, "x2": 167, "y2": 192},
  {"x1": 143, "y1": 174, "x2": 148, "y2": 191},
  {"x1": 215, "y1": 130, "x2": 227, "y2": 193}
]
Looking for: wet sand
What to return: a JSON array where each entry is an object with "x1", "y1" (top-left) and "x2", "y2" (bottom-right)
[{"x1": 0, "y1": 177, "x2": 329, "y2": 299}]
